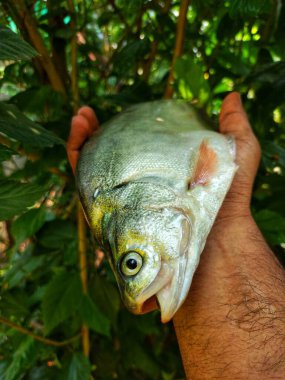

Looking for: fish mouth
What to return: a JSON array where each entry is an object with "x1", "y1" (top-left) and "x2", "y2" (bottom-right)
[{"x1": 134, "y1": 255, "x2": 188, "y2": 323}]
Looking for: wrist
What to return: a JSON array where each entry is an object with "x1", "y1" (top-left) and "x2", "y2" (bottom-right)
[
  {"x1": 209, "y1": 211, "x2": 258, "y2": 247},
  {"x1": 198, "y1": 212, "x2": 273, "y2": 282}
]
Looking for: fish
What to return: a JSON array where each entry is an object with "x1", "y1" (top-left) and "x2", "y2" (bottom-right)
[{"x1": 76, "y1": 100, "x2": 237, "y2": 322}]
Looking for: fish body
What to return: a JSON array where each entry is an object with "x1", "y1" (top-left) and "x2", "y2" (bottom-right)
[{"x1": 77, "y1": 100, "x2": 237, "y2": 322}]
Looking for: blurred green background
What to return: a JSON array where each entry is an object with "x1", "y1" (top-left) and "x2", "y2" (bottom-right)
[{"x1": 0, "y1": 0, "x2": 285, "y2": 379}]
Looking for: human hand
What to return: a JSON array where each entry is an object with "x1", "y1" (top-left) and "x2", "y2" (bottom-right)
[
  {"x1": 174, "y1": 94, "x2": 285, "y2": 379},
  {"x1": 67, "y1": 106, "x2": 99, "y2": 174}
]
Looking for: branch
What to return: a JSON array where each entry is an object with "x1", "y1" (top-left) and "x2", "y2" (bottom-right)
[
  {"x1": 164, "y1": 0, "x2": 190, "y2": 99},
  {"x1": 10, "y1": 0, "x2": 67, "y2": 97},
  {"x1": 0, "y1": 317, "x2": 80, "y2": 347}
]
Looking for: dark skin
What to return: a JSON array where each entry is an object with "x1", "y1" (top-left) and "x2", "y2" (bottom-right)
[{"x1": 67, "y1": 93, "x2": 285, "y2": 379}]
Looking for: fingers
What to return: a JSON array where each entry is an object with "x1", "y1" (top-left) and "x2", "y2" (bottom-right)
[
  {"x1": 67, "y1": 106, "x2": 99, "y2": 174},
  {"x1": 218, "y1": 92, "x2": 261, "y2": 215},
  {"x1": 219, "y1": 93, "x2": 252, "y2": 137},
  {"x1": 67, "y1": 115, "x2": 91, "y2": 174},
  {"x1": 78, "y1": 106, "x2": 99, "y2": 134}
]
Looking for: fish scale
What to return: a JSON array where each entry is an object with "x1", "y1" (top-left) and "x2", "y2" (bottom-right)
[
  {"x1": 78, "y1": 102, "x2": 206, "y2": 191},
  {"x1": 77, "y1": 100, "x2": 237, "y2": 322}
]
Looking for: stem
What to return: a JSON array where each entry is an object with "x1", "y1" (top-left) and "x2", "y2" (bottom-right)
[
  {"x1": 77, "y1": 203, "x2": 90, "y2": 356},
  {"x1": 77, "y1": 207, "x2": 88, "y2": 294},
  {"x1": 0, "y1": 317, "x2": 80, "y2": 347},
  {"x1": 67, "y1": 0, "x2": 90, "y2": 358},
  {"x1": 164, "y1": 0, "x2": 190, "y2": 99},
  {"x1": 10, "y1": 0, "x2": 67, "y2": 97}
]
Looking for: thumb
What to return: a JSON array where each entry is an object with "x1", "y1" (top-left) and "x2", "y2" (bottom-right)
[{"x1": 218, "y1": 92, "x2": 261, "y2": 214}]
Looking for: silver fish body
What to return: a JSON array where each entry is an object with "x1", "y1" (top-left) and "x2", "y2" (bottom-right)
[{"x1": 77, "y1": 100, "x2": 237, "y2": 322}]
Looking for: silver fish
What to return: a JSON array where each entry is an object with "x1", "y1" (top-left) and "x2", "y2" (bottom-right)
[{"x1": 76, "y1": 100, "x2": 237, "y2": 322}]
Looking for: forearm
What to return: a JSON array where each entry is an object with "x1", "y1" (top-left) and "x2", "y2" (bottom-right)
[{"x1": 174, "y1": 216, "x2": 285, "y2": 379}]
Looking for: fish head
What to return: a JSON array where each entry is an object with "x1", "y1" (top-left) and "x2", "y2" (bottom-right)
[{"x1": 103, "y1": 205, "x2": 191, "y2": 323}]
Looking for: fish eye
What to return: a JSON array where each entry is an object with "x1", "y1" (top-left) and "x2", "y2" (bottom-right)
[{"x1": 120, "y1": 251, "x2": 143, "y2": 277}]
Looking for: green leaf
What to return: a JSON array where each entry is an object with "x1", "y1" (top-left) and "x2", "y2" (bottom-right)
[
  {"x1": 0, "y1": 362, "x2": 8, "y2": 379},
  {"x1": 42, "y1": 271, "x2": 83, "y2": 334},
  {"x1": 0, "y1": 180, "x2": 47, "y2": 221},
  {"x1": 229, "y1": 0, "x2": 270, "y2": 19},
  {"x1": 4, "y1": 336, "x2": 36, "y2": 380},
  {"x1": 0, "y1": 144, "x2": 15, "y2": 161},
  {"x1": 254, "y1": 209, "x2": 285, "y2": 245},
  {"x1": 262, "y1": 141, "x2": 285, "y2": 170},
  {"x1": 247, "y1": 62, "x2": 285, "y2": 85},
  {"x1": 0, "y1": 103, "x2": 64, "y2": 148},
  {"x1": 11, "y1": 86, "x2": 65, "y2": 120},
  {"x1": 175, "y1": 56, "x2": 210, "y2": 104},
  {"x1": 122, "y1": 337, "x2": 160, "y2": 378},
  {"x1": 79, "y1": 294, "x2": 111, "y2": 337},
  {"x1": 114, "y1": 39, "x2": 150, "y2": 74},
  {"x1": 4, "y1": 254, "x2": 47, "y2": 288},
  {"x1": 29, "y1": 286, "x2": 47, "y2": 306},
  {"x1": 0, "y1": 290, "x2": 30, "y2": 317},
  {"x1": 25, "y1": 365, "x2": 60, "y2": 380},
  {"x1": 216, "y1": 51, "x2": 251, "y2": 76},
  {"x1": 66, "y1": 353, "x2": 92, "y2": 380},
  {"x1": 11, "y1": 207, "x2": 47, "y2": 247},
  {"x1": 90, "y1": 275, "x2": 120, "y2": 329},
  {"x1": 38, "y1": 220, "x2": 77, "y2": 249},
  {"x1": 0, "y1": 27, "x2": 37, "y2": 61},
  {"x1": 116, "y1": 0, "x2": 145, "y2": 12}
]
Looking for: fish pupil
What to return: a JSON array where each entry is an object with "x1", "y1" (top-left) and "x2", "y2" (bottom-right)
[{"x1": 126, "y1": 258, "x2": 137, "y2": 270}]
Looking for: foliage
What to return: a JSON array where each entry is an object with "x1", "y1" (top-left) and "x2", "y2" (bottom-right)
[
  {"x1": 0, "y1": 27, "x2": 37, "y2": 61},
  {"x1": 0, "y1": 0, "x2": 285, "y2": 379}
]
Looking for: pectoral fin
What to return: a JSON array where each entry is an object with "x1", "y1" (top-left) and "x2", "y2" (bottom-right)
[{"x1": 188, "y1": 139, "x2": 217, "y2": 189}]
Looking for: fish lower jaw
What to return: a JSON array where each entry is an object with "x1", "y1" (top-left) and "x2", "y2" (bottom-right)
[
  {"x1": 134, "y1": 276, "x2": 182, "y2": 323},
  {"x1": 139, "y1": 295, "x2": 159, "y2": 314},
  {"x1": 156, "y1": 277, "x2": 183, "y2": 323},
  {"x1": 133, "y1": 261, "x2": 173, "y2": 315},
  {"x1": 133, "y1": 258, "x2": 186, "y2": 323}
]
